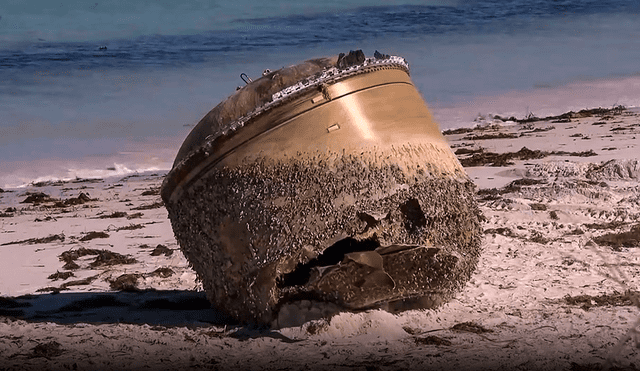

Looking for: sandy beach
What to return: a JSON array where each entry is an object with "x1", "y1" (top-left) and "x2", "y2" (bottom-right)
[{"x1": 1, "y1": 106, "x2": 639, "y2": 370}]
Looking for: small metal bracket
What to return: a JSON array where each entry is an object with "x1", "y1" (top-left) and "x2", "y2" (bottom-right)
[{"x1": 240, "y1": 73, "x2": 253, "y2": 85}]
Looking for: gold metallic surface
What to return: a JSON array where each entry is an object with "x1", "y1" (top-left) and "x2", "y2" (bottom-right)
[{"x1": 167, "y1": 68, "x2": 462, "y2": 204}]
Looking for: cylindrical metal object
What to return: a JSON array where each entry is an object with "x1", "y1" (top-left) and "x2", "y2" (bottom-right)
[{"x1": 161, "y1": 52, "x2": 482, "y2": 326}]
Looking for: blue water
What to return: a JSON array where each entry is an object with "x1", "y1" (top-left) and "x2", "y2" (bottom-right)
[{"x1": 1, "y1": 0, "x2": 640, "y2": 187}]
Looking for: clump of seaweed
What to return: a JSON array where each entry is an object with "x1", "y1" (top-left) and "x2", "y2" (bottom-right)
[
  {"x1": 141, "y1": 188, "x2": 160, "y2": 196},
  {"x1": 148, "y1": 267, "x2": 174, "y2": 278},
  {"x1": 109, "y1": 274, "x2": 141, "y2": 291},
  {"x1": 79, "y1": 231, "x2": 109, "y2": 241},
  {"x1": 484, "y1": 227, "x2": 517, "y2": 237},
  {"x1": 29, "y1": 341, "x2": 64, "y2": 359},
  {"x1": 54, "y1": 192, "x2": 95, "y2": 207},
  {"x1": 1, "y1": 234, "x2": 65, "y2": 246},
  {"x1": 459, "y1": 146, "x2": 597, "y2": 167},
  {"x1": 20, "y1": 192, "x2": 55, "y2": 205},
  {"x1": 47, "y1": 271, "x2": 75, "y2": 281},
  {"x1": 114, "y1": 224, "x2": 145, "y2": 232},
  {"x1": 131, "y1": 201, "x2": 164, "y2": 210},
  {"x1": 414, "y1": 335, "x2": 452, "y2": 346},
  {"x1": 89, "y1": 250, "x2": 137, "y2": 268},
  {"x1": 564, "y1": 291, "x2": 638, "y2": 311},
  {"x1": 150, "y1": 244, "x2": 173, "y2": 257},
  {"x1": 451, "y1": 322, "x2": 493, "y2": 334},
  {"x1": 99, "y1": 211, "x2": 128, "y2": 219},
  {"x1": 593, "y1": 224, "x2": 640, "y2": 249},
  {"x1": 59, "y1": 247, "x2": 136, "y2": 269}
]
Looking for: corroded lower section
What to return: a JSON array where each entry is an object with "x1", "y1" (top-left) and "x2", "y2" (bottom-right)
[{"x1": 165, "y1": 147, "x2": 482, "y2": 325}]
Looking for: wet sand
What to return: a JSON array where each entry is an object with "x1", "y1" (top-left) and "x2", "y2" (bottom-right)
[{"x1": 1, "y1": 107, "x2": 639, "y2": 370}]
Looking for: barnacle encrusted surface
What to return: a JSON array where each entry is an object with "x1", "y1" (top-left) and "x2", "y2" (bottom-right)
[{"x1": 165, "y1": 147, "x2": 482, "y2": 325}]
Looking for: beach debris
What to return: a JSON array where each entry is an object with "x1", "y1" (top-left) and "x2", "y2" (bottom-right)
[
  {"x1": 56, "y1": 192, "x2": 94, "y2": 207},
  {"x1": 1, "y1": 233, "x2": 65, "y2": 246},
  {"x1": 141, "y1": 188, "x2": 160, "y2": 196},
  {"x1": 484, "y1": 227, "x2": 517, "y2": 237},
  {"x1": 442, "y1": 127, "x2": 473, "y2": 135},
  {"x1": 99, "y1": 211, "x2": 128, "y2": 218},
  {"x1": 463, "y1": 132, "x2": 519, "y2": 141},
  {"x1": 29, "y1": 341, "x2": 64, "y2": 359},
  {"x1": 414, "y1": 335, "x2": 452, "y2": 346},
  {"x1": 47, "y1": 271, "x2": 75, "y2": 281},
  {"x1": 109, "y1": 273, "x2": 141, "y2": 291},
  {"x1": 37, "y1": 275, "x2": 99, "y2": 293},
  {"x1": 492, "y1": 106, "x2": 626, "y2": 124},
  {"x1": 113, "y1": 223, "x2": 145, "y2": 232},
  {"x1": 593, "y1": 223, "x2": 640, "y2": 249},
  {"x1": 89, "y1": 250, "x2": 137, "y2": 267},
  {"x1": 59, "y1": 247, "x2": 101, "y2": 264},
  {"x1": 451, "y1": 322, "x2": 494, "y2": 334},
  {"x1": 530, "y1": 203, "x2": 548, "y2": 211},
  {"x1": 131, "y1": 201, "x2": 164, "y2": 210},
  {"x1": 79, "y1": 231, "x2": 109, "y2": 241},
  {"x1": 150, "y1": 244, "x2": 173, "y2": 257},
  {"x1": 148, "y1": 267, "x2": 174, "y2": 278},
  {"x1": 564, "y1": 291, "x2": 638, "y2": 311},
  {"x1": 127, "y1": 212, "x2": 144, "y2": 219},
  {"x1": 21, "y1": 192, "x2": 54, "y2": 205},
  {"x1": 59, "y1": 247, "x2": 136, "y2": 269},
  {"x1": 526, "y1": 159, "x2": 639, "y2": 181},
  {"x1": 19, "y1": 192, "x2": 95, "y2": 208},
  {"x1": 161, "y1": 52, "x2": 483, "y2": 325},
  {"x1": 458, "y1": 146, "x2": 597, "y2": 167}
]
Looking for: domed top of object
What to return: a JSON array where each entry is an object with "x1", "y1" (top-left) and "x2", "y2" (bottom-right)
[{"x1": 162, "y1": 50, "x2": 410, "y2": 203}]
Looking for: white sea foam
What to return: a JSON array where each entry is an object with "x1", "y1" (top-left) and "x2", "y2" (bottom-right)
[{"x1": 1, "y1": 162, "x2": 169, "y2": 190}]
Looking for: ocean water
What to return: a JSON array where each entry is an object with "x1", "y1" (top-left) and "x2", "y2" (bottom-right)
[{"x1": 1, "y1": 0, "x2": 640, "y2": 188}]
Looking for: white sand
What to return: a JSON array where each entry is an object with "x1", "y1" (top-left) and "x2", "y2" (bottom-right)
[{"x1": 1, "y1": 108, "x2": 639, "y2": 370}]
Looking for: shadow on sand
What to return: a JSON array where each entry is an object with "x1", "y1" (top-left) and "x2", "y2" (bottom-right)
[{"x1": 0, "y1": 290, "x2": 236, "y2": 327}]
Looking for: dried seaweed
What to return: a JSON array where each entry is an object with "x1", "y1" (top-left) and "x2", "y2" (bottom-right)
[
  {"x1": 79, "y1": 231, "x2": 109, "y2": 241},
  {"x1": 442, "y1": 127, "x2": 473, "y2": 135},
  {"x1": 1, "y1": 234, "x2": 65, "y2": 246},
  {"x1": 463, "y1": 132, "x2": 519, "y2": 141},
  {"x1": 459, "y1": 146, "x2": 597, "y2": 167},
  {"x1": 47, "y1": 271, "x2": 75, "y2": 281},
  {"x1": 29, "y1": 341, "x2": 64, "y2": 359},
  {"x1": 141, "y1": 188, "x2": 160, "y2": 196},
  {"x1": 150, "y1": 244, "x2": 173, "y2": 257},
  {"x1": 109, "y1": 273, "x2": 141, "y2": 291},
  {"x1": 414, "y1": 335, "x2": 452, "y2": 346},
  {"x1": 115, "y1": 224, "x2": 145, "y2": 231},
  {"x1": 484, "y1": 228, "x2": 516, "y2": 237},
  {"x1": 21, "y1": 192, "x2": 55, "y2": 204},
  {"x1": 131, "y1": 201, "x2": 164, "y2": 210},
  {"x1": 451, "y1": 322, "x2": 493, "y2": 334},
  {"x1": 99, "y1": 211, "x2": 128, "y2": 219},
  {"x1": 593, "y1": 224, "x2": 640, "y2": 249},
  {"x1": 89, "y1": 250, "x2": 137, "y2": 267},
  {"x1": 147, "y1": 267, "x2": 174, "y2": 278},
  {"x1": 564, "y1": 291, "x2": 637, "y2": 310}
]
